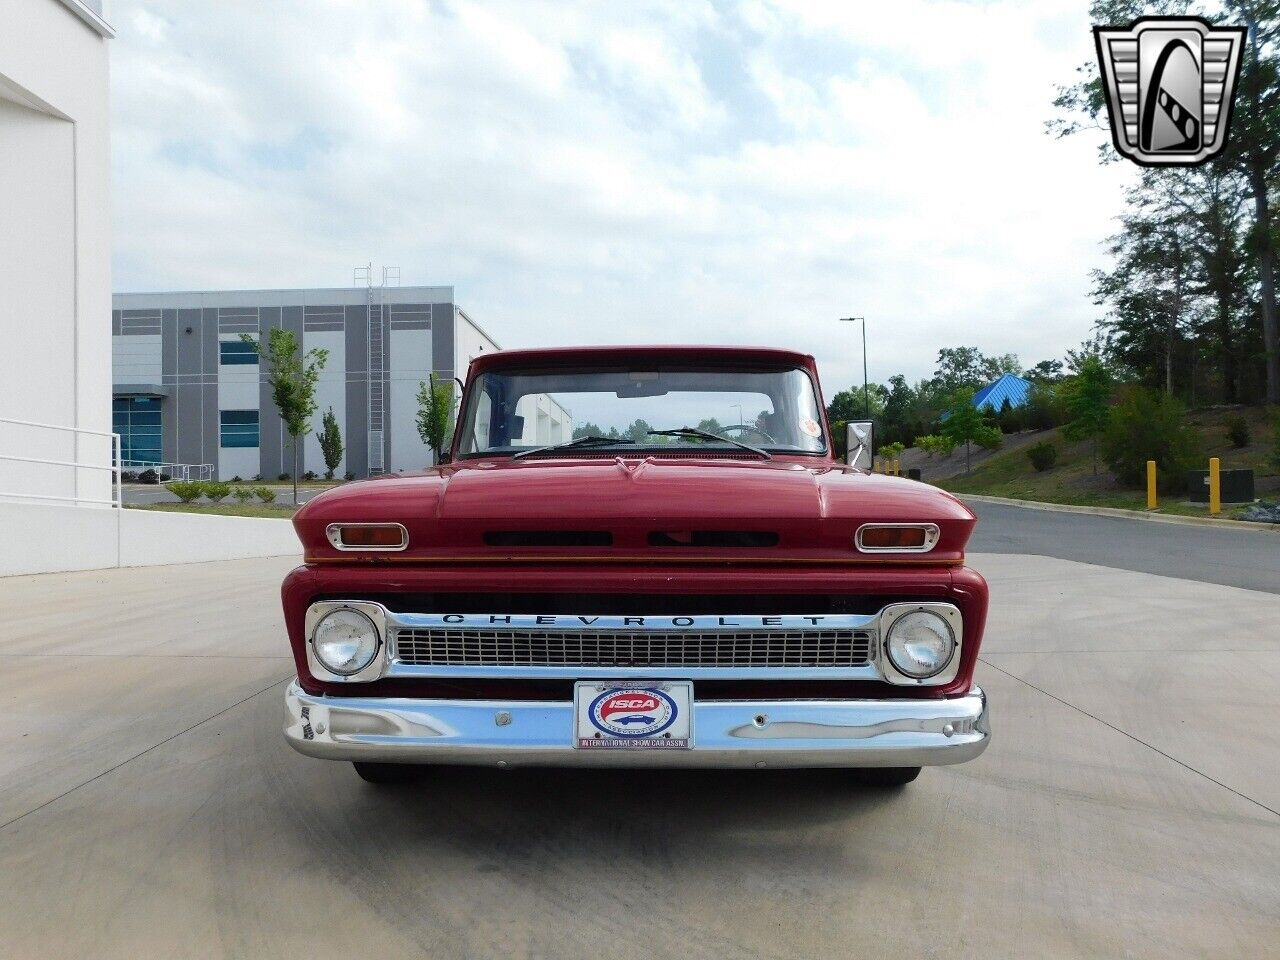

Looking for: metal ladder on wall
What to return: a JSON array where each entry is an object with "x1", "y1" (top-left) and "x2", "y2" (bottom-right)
[{"x1": 356, "y1": 264, "x2": 398, "y2": 475}]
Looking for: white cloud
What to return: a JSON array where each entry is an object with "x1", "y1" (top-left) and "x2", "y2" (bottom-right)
[{"x1": 109, "y1": 0, "x2": 1134, "y2": 388}]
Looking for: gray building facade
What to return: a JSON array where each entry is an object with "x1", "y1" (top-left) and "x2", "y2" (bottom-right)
[{"x1": 111, "y1": 286, "x2": 499, "y2": 480}]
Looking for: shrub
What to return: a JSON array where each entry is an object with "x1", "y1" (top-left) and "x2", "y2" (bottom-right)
[
  {"x1": 1025, "y1": 383, "x2": 1067, "y2": 431},
  {"x1": 277, "y1": 473, "x2": 291, "y2": 482},
  {"x1": 167, "y1": 481, "x2": 205, "y2": 503},
  {"x1": 232, "y1": 487, "x2": 254, "y2": 503},
  {"x1": 231, "y1": 475, "x2": 243, "y2": 483},
  {"x1": 880, "y1": 441, "x2": 905, "y2": 460},
  {"x1": 253, "y1": 486, "x2": 277, "y2": 504},
  {"x1": 1225, "y1": 415, "x2": 1250, "y2": 449},
  {"x1": 1102, "y1": 388, "x2": 1202, "y2": 493},
  {"x1": 201, "y1": 481, "x2": 231, "y2": 502},
  {"x1": 137, "y1": 468, "x2": 159, "y2": 485},
  {"x1": 974, "y1": 427, "x2": 1003, "y2": 451},
  {"x1": 252, "y1": 474, "x2": 263, "y2": 482},
  {"x1": 120, "y1": 471, "x2": 138, "y2": 483},
  {"x1": 1026, "y1": 441, "x2": 1058, "y2": 472},
  {"x1": 303, "y1": 470, "x2": 317, "y2": 482},
  {"x1": 344, "y1": 471, "x2": 356, "y2": 481},
  {"x1": 996, "y1": 399, "x2": 1028, "y2": 434},
  {"x1": 913, "y1": 434, "x2": 956, "y2": 458},
  {"x1": 1271, "y1": 417, "x2": 1280, "y2": 471}
]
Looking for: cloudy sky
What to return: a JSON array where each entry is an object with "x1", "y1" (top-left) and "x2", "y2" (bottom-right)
[{"x1": 109, "y1": 0, "x2": 1134, "y2": 390}]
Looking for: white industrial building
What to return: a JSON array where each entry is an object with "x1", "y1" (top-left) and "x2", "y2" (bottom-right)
[{"x1": 1, "y1": 0, "x2": 114, "y2": 511}]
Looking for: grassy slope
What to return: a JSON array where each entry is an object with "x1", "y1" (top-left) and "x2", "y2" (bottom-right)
[
  {"x1": 936, "y1": 406, "x2": 1279, "y2": 517},
  {"x1": 125, "y1": 503, "x2": 297, "y2": 519}
]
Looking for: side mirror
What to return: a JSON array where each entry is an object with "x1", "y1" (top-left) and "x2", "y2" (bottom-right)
[{"x1": 846, "y1": 421, "x2": 874, "y2": 470}]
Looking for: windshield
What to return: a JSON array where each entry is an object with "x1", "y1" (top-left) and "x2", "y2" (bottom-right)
[{"x1": 456, "y1": 365, "x2": 827, "y2": 457}]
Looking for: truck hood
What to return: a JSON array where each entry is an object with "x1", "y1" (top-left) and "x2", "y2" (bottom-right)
[{"x1": 293, "y1": 456, "x2": 976, "y2": 564}]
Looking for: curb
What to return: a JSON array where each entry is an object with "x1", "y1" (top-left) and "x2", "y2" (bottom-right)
[{"x1": 956, "y1": 493, "x2": 1280, "y2": 533}]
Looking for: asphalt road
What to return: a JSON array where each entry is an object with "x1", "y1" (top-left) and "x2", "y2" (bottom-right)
[
  {"x1": 965, "y1": 499, "x2": 1280, "y2": 594},
  {"x1": 2, "y1": 552, "x2": 1278, "y2": 959}
]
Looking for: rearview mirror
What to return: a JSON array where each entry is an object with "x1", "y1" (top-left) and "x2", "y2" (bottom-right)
[{"x1": 846, "y1": 421, "x2": 874, "y2": 470}]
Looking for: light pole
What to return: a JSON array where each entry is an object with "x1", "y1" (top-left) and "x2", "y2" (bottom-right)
[
  {"x1": 730, "y1": 403, "x2": 743, "y2": 426},
  {"x1": 838, "y1": 317, "x2": 869, "y2": 417}
]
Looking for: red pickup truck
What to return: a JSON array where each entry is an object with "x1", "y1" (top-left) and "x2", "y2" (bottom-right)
[{"x1": 282, "y1": 346, "x2": 989, "y2": 786}]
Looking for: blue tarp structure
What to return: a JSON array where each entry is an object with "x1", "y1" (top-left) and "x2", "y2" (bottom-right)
[{"x1": 972, "y1": 373, "x2": 1032, "y2": 411}]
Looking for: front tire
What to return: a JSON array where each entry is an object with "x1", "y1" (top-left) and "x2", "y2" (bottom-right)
[
  {"x1": 853, "y1": 766, "x2": 921, "y2": 787},
  {"x1": 352, "y1": 761, "x2": 422, "y2": 785}
]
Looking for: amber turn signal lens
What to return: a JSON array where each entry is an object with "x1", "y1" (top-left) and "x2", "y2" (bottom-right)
[
  {"x1": 857, "y1": 525, "x2": 929, "y2": 550},
  {"x1": 329, "y1": 524, "x2": 407, "y2": 549}
]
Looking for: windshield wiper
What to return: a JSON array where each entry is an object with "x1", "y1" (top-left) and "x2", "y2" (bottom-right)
[
  {"x1": 647, "y1": 427, "x2": 772, "y2": 460},
  {"x1": 511, "y1": 435, "x2": 635, "y2": 459}
]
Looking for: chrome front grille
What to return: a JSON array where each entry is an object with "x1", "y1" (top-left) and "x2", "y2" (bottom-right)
[{"x1": 393, "y1": 627, "x2": 874, "y2": 669}]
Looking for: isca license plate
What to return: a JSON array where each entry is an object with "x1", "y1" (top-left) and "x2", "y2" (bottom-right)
[{"x1": 573, "y1": 681, "x2": 693, "y2": 749}]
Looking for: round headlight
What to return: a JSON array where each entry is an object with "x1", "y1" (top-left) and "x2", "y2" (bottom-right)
[
  {"x1": 885, "y1": 610, "x2": 955, "y2": 679},
  {"x1": 312, "y1": 608, "x2": 380, "y2": 676}
]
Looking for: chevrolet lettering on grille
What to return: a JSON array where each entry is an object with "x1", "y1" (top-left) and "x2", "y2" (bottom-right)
[{"x1": 420, "y1": 614, "x2": 859, "y2": 628}]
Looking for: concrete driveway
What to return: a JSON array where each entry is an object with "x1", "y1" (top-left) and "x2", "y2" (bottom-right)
[{"x1": 1, "y1": 553, "x2": 1277, "y2": 959}]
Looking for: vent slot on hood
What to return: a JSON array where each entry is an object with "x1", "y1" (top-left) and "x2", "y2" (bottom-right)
[
  {"x1": 484, "y1": 530, "x2": 613, "y2": 547},
  {"x1": 648, "y1": 530, "x2": 779, "y2": 548}
]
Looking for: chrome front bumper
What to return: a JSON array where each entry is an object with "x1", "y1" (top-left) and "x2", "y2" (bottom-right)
[{"x1": 284, "y1": 681, "x2": 989, "y2": 768}]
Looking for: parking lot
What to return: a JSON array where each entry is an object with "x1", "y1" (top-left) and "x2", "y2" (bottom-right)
[{"x1": 2, "y1": 540, "x2": 1278, "y2": 959}]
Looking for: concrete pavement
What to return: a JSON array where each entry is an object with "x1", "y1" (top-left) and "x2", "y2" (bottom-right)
[
  {"x1": 1, "y1": 553, "x2": 1278, "y2": 959},
  {"x1": 966, "y1": 498, "x2": 1280, "y2": 594}
]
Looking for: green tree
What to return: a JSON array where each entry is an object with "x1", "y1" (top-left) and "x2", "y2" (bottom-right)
[
  {"x1": 826, "y1": 385, "x2": 886, "y2": 423},
  {"x1": 1062, "y1": 355, "x2": 1112, "y2": 475},
  {"x1": 242, "y1": 329, "x2": 327, "y2": 506},
  {"x1": 318, "y1": 406, "x2": 343, "y2": 480},
  {"x1": 572, "y1": 422, "x2": 621, "y2": 440},
  {"x1": 941, "y1": 390, "x2": 1002, "y2": 474},
  {"x1": 1102, "y1": 388, "x2": 1202, "y2": 492},
  {"x1": 624, "y1": 419, "x2": 655, "y2": 443},
  {"x1": 1051, "y1": 0, "x2": 1280, "y2": 405},
  {"x1": 1024, "y1": 359, "x2": 1064, "y2": 383},
  {"x1": 415, "y1": 374, "x2": 456, "y2": 465},
  {"x1": 933, "y1": 347, "x2": 1021, "y2": 394}
]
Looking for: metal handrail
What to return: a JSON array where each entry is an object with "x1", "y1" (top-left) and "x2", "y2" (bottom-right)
[{"x1": 0, "y1": 416, "x2": 121, "y2": 508}]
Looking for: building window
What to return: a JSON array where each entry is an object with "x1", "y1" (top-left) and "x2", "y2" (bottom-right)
[
  {"x1": 219, "y1": 410, "x2": 260, "y2": 448},
  {"x1": 113, "y1": 397, "x2": 162, "y2": 465},
  {"x1": 219, "y1": 340, "x2": 259, "y2": 365}
]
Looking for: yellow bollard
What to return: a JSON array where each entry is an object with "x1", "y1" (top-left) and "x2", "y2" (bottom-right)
[
  {"x1": 1146, "y1": 460, "x2": 1158, "y2": 510},
  {"x1": 1208, "y1": 457, "x2": 1221, "y2": 515}
]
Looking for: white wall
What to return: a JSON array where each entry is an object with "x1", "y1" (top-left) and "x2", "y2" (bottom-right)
[
  {"x1": 389, "y1": 327, "x2": 432, "y2": 472},
  {"x1": 0, "y1": 0, "x2": 112, "y2": 505},
  {"x1": 303, "y1": 330, "x2": 346, "y2": 478},
  {"x1": 0, "y1": 501, "x2": 301, "y2": 577},
  {"x1": 453, "y1": 310, "x2": 500, "y2": 381}
]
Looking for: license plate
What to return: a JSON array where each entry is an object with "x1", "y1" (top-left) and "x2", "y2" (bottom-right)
[{"x1": 574, "y1": 681, "x2": 693, "y2": 750}]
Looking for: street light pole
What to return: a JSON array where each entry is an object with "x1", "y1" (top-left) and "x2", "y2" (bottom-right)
[
  {"x1": 839, "y1": 317, "x2": 869, "y2": 417},
  {"x1": 730, "y1": 403, "x2": 743, "y2": 426}
]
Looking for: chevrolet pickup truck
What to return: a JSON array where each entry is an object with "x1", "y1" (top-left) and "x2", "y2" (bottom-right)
[{"x1": 282, "y1": 345, "x2": 989, "y2": 786}]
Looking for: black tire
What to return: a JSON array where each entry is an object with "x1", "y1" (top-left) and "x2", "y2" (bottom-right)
[
  {"x1": 853, "y1": 766, "x2": 921, "y2": 787},
  {"x1": 352, "y1": 761, "x2": 422, "y2": 785}
]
